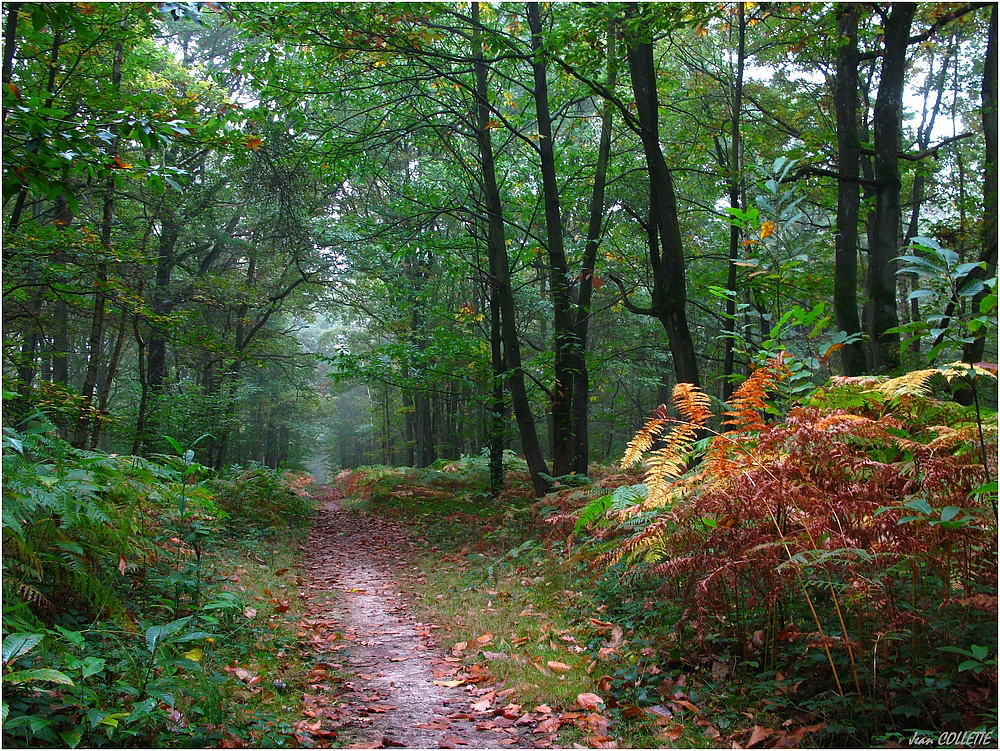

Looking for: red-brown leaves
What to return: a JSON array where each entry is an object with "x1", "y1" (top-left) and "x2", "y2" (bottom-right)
[{"x1": 612, "y1": 366, "x2": 997, "y2": 675}]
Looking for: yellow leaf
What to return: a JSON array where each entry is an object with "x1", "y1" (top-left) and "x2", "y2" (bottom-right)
[{"x1": 184, "y1": 648, "x2": 203, "y2": 662}]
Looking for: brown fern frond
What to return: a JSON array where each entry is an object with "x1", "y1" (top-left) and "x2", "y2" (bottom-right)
[
  {"x1": 638, "y1": 473, "x2": 700, "y2": 512},
  {"x1": 812, "y1": 412, "x2": 891, "y2": 439},
  {"x1": 723, "y1": 354, "x2": 791, "y2": 433},
  {"x1": 926, "y1": 423, "x2": 997, "y2": 454},
  {"x1": 644, "y1": 426, "x2": 699, "y2": 504},
  {"x1": 16, "y1": 581, "x2": 54, "y2": 612},
  {"x1": 672, "y1": 383, "x2": 712, "y2": 426},
  {"x1": 621, "y1": 414, "x2": 668, "y2": 468}
]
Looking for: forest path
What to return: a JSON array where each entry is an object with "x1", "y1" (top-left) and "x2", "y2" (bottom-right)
[{"x1": 294, "y1": 486, "x2": 543, "y2": 749}]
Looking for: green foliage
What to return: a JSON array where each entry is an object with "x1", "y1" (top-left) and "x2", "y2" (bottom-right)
[
  {"x1": 2, "y1": 415, "x2": 314, "y2": 747},
  {"x1": 891, "y1": 235, "x2": 998, "y2": 362},
  {"x1": 573, "y1": 483, "x2": 647, "y2": 536},
  {"x1": 208, "y1": 464, "x2": 314, "y2": 526}
]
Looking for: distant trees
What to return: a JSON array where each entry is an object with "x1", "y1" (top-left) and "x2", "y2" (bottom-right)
[{"x1": 3, "y1": 2, "x2": 995, "y2": 490}]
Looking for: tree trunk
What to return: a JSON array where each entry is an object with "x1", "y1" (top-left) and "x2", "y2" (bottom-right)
[
  {"x1": 402, "y1": 383, "x2": 416, "y2": 466},
  {"x1": 866, "y1": 2, "x2": 915, "y2": 373},
  {"x1": 968, "y1": 3, "x2": 998, "y2": 365},
  {"x1": 72, "y1": 27, "x2": 123, "y2": 449},
  {"x1": 570, "y1": 18, "x2": 618, "y2": 475},
  {"x1": 721, "y1": 4, "x2": 747, "y2": 400},
  {"x1": 487, "y1": 263, "x2": 507, "y2": 497},
  {"x1": 2, "y1": 3, "x2": 21, "y2": 125},
  {"x1": 89, "y1": 312, "x2": 127, "y2": 450},
  {"x1": 832, "y1": 3, "x2": 868, "y2": 376},
  {"x1": 625, "y1": 3, "x2": 700, "y2": 388},
  {"x1": 147, "y1": 212, "x2": 180, "y2": 394},
  {"x1": 473, "y1": 2, "x2": 551, "y2": 496},
  {"x1": 526, "y1": 2, "x2": 576, "y2": 478},
  {"x1": 947, "y1": 3, "x2": 998, "y2": 407}
]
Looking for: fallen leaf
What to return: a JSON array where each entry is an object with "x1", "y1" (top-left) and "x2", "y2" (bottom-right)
[
  {"x1": 747, "y1": 725, "x2": 774, "y2": 747},
  {"x1": 231, "y1": 667, "x2": 256, "y2": 683},
  {"x1": 672, "y1": 699, "x2": 700, "y2": 713},
  {"x1": 575, "y1": 693, "x2": 604, "y2": 710},
  {"x1": 500, "y1": 703, "x2": 522, "y2": 719},
  {"x1": 433, "y1": 679, "x2": 466, "y2": 687},
  {"x1": 658, "y1": 722, "x2": 684, "y2": 741},
  {"x1": 609, "y1": 625, "x2": 624, "y2": 647},
  {"x1": 535, "y1": 716, "x2": 563, "y2": 733},
  {"x1": 474, "y1": 632, "x2": 494, "y2": 646},
  {"x1": 547, "y1": 660, "x2": 572, "y2": 674},
  {"x1": 415, "y1": 720, "x2": 451, "y2": 730},
  {"x1": 471, "y1": 696, "x2": 493, "y2": 713}
]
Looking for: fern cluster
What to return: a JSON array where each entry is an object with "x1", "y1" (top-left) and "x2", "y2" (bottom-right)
[{"x1": 594, "y1": 359, "x2": 997, "y2": 731}]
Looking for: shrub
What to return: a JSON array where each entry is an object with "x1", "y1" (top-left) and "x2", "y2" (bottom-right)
[{"x1": 208, "y1": 464, "x2": 314, "y2": 526}]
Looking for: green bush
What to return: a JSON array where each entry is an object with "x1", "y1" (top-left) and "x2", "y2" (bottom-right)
[
  {"x1": 208, "y1": 463, "x2": 314, "y2": 526},
  {"x1": 2, "y1": 419, "x2": 313, "y2": 748}
]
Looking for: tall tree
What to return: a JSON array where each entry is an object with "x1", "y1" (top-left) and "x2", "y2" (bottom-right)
[
  {"x1": 472, "y1": 2, "x2": 551, "y2": 494},
  {"x1": 832, "y1": 3, "x2": 868, "y2": 376},
  {"x1": 866, "y1": 2, "x2": 916, "y2": 373},
  {"x1": 620, "y1": 2, "x2": 700, "y2": 388}
]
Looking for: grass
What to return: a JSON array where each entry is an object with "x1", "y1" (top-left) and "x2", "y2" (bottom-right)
[
  {"x1": 404, "y1": 547, "x2": 597, "y2": 711},
  {"x1": 186, "y1": 522, "x2": 314, "y2": 747}
]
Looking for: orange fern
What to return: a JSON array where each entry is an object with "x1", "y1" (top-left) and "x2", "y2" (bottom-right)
[
  {"x1": 621, "y1": 403, "x2": 670, "y2": 468},
  {"x1": 722, "y1": 354, "x2": 791, "y2": 433}
]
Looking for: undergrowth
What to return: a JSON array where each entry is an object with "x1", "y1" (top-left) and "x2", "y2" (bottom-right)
[{"x1": 2, "y1": 413, "x2": 315, "y2": 748}]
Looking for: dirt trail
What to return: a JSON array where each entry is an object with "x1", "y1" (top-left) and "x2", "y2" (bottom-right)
[{"x1": 293, "y1": 486, "x2": 545, "y2": 749}]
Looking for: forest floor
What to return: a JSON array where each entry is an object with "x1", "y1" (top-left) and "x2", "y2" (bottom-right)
[{"x1": 294, "y1": 486, "x2": 568, "y2": 749}]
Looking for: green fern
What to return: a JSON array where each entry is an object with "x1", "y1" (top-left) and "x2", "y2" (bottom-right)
[{"x1": 574, "y1": 494, "x2": 615, "y2": 535}]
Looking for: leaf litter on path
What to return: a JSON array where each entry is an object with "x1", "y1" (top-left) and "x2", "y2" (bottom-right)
[{"x1": 294, "y1": 486, "x2": 546, "y2": 748}]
